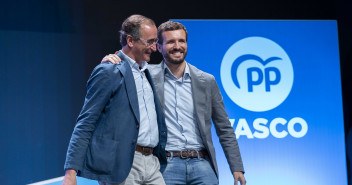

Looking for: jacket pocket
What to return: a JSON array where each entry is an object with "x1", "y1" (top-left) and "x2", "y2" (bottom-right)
[{"x1": 86, "y1": 136, "x2": 119, "y2": 174}]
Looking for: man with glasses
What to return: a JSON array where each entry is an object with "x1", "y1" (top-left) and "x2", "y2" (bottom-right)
[
  {"x1": 102, "y1": 21, "x2": 246, "y2": 185},
  {"x1": 62, "y1": 15, "x2": 167, "y2": 185},
  {"x1": 139, "y1": 37, "x2": 159, "y2": 46}
]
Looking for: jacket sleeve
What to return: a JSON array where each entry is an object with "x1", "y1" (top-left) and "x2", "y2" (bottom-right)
[
  {"x1": 64, "y1": 64, "x2": 118, "y2": 171},
  {"x1": 210, "y1": 75, "x2": 245, "y2": 173}
]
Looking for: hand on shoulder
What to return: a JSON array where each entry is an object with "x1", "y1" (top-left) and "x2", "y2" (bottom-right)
[{"x1": 101, "y1": 53, "x2": 121, "y2": 65}]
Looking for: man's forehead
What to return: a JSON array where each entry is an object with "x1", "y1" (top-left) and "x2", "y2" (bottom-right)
[
  {"x1": 141, "y1": 23, "x2": 156, "y2": 30},
  {"x1": 140, "y1": 23, "x2": 157, "y2": 37},
  {"x1": 162, "y1": 29, "x2": 186, "y2": 38}
]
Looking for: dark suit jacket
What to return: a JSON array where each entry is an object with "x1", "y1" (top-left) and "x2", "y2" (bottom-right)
[
  {"x1": 149, "y1": 61, "x2": 244, "y2": 177},
  {"x1": 64, "y1": 52, "x2": 167, "y2": 184}
]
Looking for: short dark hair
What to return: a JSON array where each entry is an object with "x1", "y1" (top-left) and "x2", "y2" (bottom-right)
[
  {"x1": 119, "y1": 14, "x2": 155, "y2": 47},
  {"x1": 157, "y1": 21, "x2": 188, "y2": 44}
]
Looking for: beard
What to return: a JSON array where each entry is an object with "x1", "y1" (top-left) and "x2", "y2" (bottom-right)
[{"x1": 163, "y1": 48, "x2": 187, "y2": 64}]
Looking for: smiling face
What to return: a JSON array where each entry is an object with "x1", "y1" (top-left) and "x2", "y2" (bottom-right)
[
  {"x1": 158, "y1": 29, "x2": 188, "y2": 65},
  {"x1": 132, "y1": 23, "x2": 157, "y2": 63}
]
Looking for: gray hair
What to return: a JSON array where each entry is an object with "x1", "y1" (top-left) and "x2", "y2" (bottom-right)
[{"x1": 119, "y1": 14, "x2": 155, "y2": 47}]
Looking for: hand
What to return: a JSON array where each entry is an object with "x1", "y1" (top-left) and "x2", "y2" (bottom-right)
[
  {"x1": 101, "y1": 53, "x2": 122, "y2": 64},
  {"x1": 61, "y1": 169, "x2": 77, "y2": 185},
  {"x1": 233, "y1": 171, "x2": 246, "y2": 185}
]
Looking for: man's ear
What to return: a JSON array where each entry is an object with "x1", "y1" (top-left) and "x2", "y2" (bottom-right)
[
  {"x1": 127, "y1": 35, "x2": 134, "y2": 47},
  {"x1": 157, "y1": 43, "x2": 162, "y2": 53}
]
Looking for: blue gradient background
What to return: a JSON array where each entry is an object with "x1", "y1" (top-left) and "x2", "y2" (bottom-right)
[{"x1": 174, "y1": 20, "x2": 347, "y2": 185}]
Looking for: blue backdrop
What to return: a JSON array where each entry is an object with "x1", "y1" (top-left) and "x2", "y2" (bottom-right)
[{"x1": 173, "y1": 20, "x2": 347, "y2": 185}]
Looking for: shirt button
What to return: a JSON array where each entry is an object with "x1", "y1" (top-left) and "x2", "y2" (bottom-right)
[
  {"x1": 136, "y1": 124, "x2": 139, "y2": 129},
  {"x1": 132, "y1": 139, "x2": 136, "y2": 144}
]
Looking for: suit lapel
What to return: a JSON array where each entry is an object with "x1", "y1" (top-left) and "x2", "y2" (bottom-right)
[
  {"x1": 145, "y1": 68, "x2": 160, "y2": 105},
  {"x1": 189, "y1": 63, "x2": 206, "y2": 130},
  {"x1": 150, "y1": 62, "x2": 165, "y2": 111},
  {"x1": 145, "y1": 68, "x2": 164, "y2": 123},
  {"x1": 117, "y1": 53, "x2": 140, "y2": 124}
]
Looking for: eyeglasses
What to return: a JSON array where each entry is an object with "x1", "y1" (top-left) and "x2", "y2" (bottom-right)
[{"x1": 137, "y1": 38, "x2": 158, "y2": 46}]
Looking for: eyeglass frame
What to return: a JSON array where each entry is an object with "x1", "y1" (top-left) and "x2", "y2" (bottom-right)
[{"x1": 137, "y1": 37, "x2": 158, "y2": 46}]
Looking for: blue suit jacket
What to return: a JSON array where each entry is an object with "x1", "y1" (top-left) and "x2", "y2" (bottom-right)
[{"x1": 64, "y1": 52, "x2": 167, "y2": 184}]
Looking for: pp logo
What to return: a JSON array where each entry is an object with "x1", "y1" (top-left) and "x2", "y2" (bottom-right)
[{"x1": 220, "y1": 37, "x2": 294, "y2": 112}]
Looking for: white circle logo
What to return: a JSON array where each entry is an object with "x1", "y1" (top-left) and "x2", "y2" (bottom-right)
[{"x1": 220, "y1": 36, "x2": 294, "y2": 112}]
